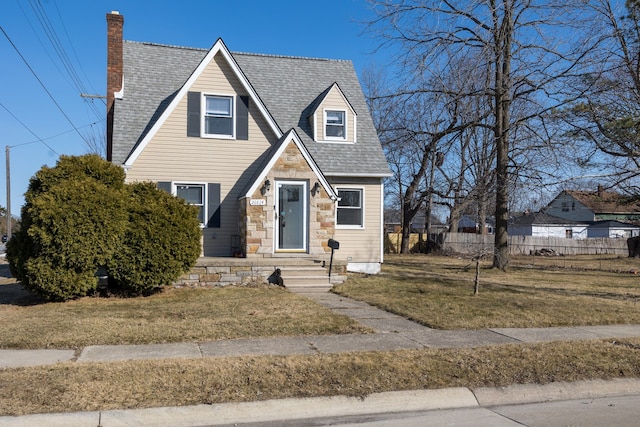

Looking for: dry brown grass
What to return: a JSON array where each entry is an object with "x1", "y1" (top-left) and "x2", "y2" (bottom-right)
[
  {"x1": 0, "y1": 284, "x2": 367, "y2": 349},
  {"x1": 2, "y1": 338, "x2": 640, "y2": 416},
  {"x1": 333, "y1": 254, "x2": 640, "y2": 329},
  {"x1": 3, "y1": 256, "x2": 640, "y2": 415}
]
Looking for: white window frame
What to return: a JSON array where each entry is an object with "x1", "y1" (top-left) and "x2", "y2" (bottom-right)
[
  {"x1": 202, "y1": 93, "x2": 235, "y2": 139},
  {"x1": 324, "y1": 109, "x2": 347, "y2": 141},
  {"x1": 336, "y1": 187, "x2": 364, "y2": 229},
  {"x1": 173, "y1": 182, "x2": 207, "y2": 227}
]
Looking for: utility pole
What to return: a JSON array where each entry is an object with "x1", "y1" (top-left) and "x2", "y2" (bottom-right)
[{"x1": 5, "y1": 145, "x2": 10, "y2": 241}]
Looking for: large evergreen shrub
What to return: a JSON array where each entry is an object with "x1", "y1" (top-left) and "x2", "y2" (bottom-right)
[
  {"x1": 7, "y1": 155, "x2": 201, "y2": 301},
  {"x1": 107, "y1": 182, "x2": 201, "y2": 295},
  {"x1": 7, "y1": 155, "x2": 127, "y2": 301}
]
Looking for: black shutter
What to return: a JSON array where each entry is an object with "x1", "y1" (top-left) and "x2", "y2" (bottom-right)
[
  {"x1": 157, "y1": 181, "x2": 171, "y2": 193},
  {"x1": 187, "y1": 92, "x2": 201, "y2": 137},
  {"x1": 207, "y1": 183, "x2": 221, "y2": 228},
  {"x1": 237, "y1": 96, "x2": 249, "y2": 140}
]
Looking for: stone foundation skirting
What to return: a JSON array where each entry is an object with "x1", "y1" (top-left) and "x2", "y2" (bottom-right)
[
  {"x1": 175, "y1": 265, "x2": 276, "y2": 287},
  {"x1": 174, "y1": 257, "x2": 347, "y2": 287}
]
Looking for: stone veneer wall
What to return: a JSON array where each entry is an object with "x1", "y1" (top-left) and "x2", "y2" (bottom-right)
[
  {"x1": 173, "y1": 261, "x2": 348, "y2": 287},
  {"x1": 175, "y1": 264, "x2": 275, "y2": 287},
  {"x1": 243, "y1": 141, "x2": 336, "y2": 257},
  {"x1": 238, "y1": 197, "x2": 248, "y2": 257}
]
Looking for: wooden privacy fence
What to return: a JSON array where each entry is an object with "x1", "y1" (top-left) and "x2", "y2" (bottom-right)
[{"x1": 386, "y1": 232, "x2": 629, "y2": 256}]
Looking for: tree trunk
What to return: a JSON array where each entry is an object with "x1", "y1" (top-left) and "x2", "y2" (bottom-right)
[
  {"x1": 477, "y1": 190, "x2": 488, "y2": 235},
  {"x1": 448, "y1": 189, "x2": 461, "y2": 233},
  {"x1": 492, "y1": 0, "x2": 512, "y2": 270},
  {"x1": 474, "y1": 257, "x2": 481, "y2": 295},
  {"x1": 400, "y1": 220, "x2": 412, "y2": 254}
]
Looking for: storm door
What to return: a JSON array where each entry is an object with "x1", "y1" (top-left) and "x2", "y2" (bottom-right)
[{"x1": 276, "y1": 181, "x2": 307, "y2": 251}]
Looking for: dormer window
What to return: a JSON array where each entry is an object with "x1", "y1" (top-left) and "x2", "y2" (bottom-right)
[
  {"x1": 309, "y1": 83, "x2": 356, "y2": 143},
  {"x1": 204, "y1": 95, "x2": 234, "y2": 138},
  {"x1": 325, "y1": 110, "x2": 346, "y2": 140}
]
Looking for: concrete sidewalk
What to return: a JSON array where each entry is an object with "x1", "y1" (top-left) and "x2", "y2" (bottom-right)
[
  {"x1": 2, "y1": 291, "x2": 640, "y2": 368},
  {"x1": 2, "y1": 290, "x2": 640, "y2": 426}
]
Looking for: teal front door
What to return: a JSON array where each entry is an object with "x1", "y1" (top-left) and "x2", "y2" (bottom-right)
[{"x1": 276, "y1": 181, "x2": 307, "y2": 251}]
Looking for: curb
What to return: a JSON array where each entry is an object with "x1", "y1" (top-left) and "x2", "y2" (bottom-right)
[
  {"x1": 3, "y1": 380, "x2": 640, "y2": 426},
  {"x1": 0, "y1": 388, "x2": 477, "y2": 427},
  {"x1": 473, "y1": 378, "x2": 640, "y2": 407}
]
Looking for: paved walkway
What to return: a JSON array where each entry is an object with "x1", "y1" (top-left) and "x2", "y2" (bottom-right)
[{"x1": 2, "y1": 290, "x2": 640, "y2": 368}]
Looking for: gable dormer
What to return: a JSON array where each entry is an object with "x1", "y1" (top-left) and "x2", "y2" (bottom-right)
[{"x1": 309, "y1": 83, "x2": 357, "y2": 143}]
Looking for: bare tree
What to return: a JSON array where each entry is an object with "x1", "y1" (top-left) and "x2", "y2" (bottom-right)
[
  {"x1": 560, "y1": 0, "x2": 640, "y2": 194},
  {"x1": 365, "y1": 57, "x2": 486, "y2": 253},
  {"x1": 82, "y1": 122, "x2": 107, "y2": 157},
  {"x1": 368, "y1": 0, "x2": 602, "y2": 268}
]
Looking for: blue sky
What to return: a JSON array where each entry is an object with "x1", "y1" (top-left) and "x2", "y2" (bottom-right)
[{"x1": 0, "y1": 0, "x2": 384, "y2": 214}]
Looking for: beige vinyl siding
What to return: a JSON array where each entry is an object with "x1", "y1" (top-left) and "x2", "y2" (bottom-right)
[
  {"x1": 330, "y1": 177, "x2": 383, "y2": 263},
  {"x1": 315, "y1": 87, "x2": 356, "y2": 142},
  {"x1": 125, "y1": 52, "x2": 278, "y2": 256}
]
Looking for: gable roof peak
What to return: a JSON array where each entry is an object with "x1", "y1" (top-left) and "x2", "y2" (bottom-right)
[
  {"x1": 308, "y1": 81, "x2": 358, "y2": 117},
  {"x1": 242, "y1": 128, "x2": 337, "y2": 201},
  {"x1": 122, "y1": 38, "x2": 282, "y2": 166}
]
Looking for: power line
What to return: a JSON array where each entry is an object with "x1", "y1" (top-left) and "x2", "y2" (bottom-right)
[
  {"x1": 15, "y1": 0, "x2": 71, "y2": 93},
  {"x1": 0, "y1": 24, "x2": 92, "y2": 151},
  {"x1": 52, "y1": 0, "x2": 102, "y2": 101},
  {"x1": 0, "y1": 101, "x2": 59, "y2": 155},
  {"x1": 28, "y1": 0, "x2": 103, "y2": 119}
]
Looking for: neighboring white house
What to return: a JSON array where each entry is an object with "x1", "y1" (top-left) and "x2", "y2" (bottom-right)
[
  {"x1": 508, "y1": 212, "x2": 588, "y2": 239},
  {"x1": 457, "y1": 215, "x2": 494, "y2": 234},
  {"x1": 545, "y1": 186, "x2": 640, "y2": 223},
  {"x1": 587, "y1": 220, "x2": 640, "y2": 239}
]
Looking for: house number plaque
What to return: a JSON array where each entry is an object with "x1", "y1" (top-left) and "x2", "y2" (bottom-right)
[{"x1": 250, "y1": 199, "x2": 267, "y2": 206}]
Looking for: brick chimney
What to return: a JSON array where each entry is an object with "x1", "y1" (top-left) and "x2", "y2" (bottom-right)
[{"x1": 106, "y1": 11, "x2": 124, "y2": 162}]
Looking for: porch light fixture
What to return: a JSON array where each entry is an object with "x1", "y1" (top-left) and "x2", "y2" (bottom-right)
[
  {"x1": 311, "y1": 181, "x2": 321, "y2": 196},
  {"x1": 261, "y1": 179, "x2": 271, "y2": 195}
]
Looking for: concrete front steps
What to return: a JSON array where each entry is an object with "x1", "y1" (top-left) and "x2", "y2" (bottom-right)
[{"x1": 280, "y1": 265, "x2": 346, "y2": 293}]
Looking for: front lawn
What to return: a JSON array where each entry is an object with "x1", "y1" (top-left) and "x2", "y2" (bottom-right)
[
  {"x1": 0, "y1": 279, "x2": 367, "y2": 349},
  {"x1": 333, "y1": 254, "x2": 640, "y2": 329}
]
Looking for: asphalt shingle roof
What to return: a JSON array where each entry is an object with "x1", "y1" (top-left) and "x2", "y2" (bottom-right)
[
  {"x1": 564, "y1": 190, "x2": 640, "y2": 215},
  {"x1": 509, "y1": 212, "x2": 586, "y2": 226},
  {"x1": 112, "y1": 41, "x2": 390, "y2": 177}
]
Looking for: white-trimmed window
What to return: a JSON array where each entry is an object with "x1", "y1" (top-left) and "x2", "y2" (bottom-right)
[
  {"x1": 176, "y1": 183, "x2": 206, "y2": 224},
  {"x1": 188, "y1": 92, "x2": 248, "y2": 140},
  {"x1": 325, "y1": 110, "x2": 346, "y2": 139},
  {"x1": 204, "y1": 95, "x2": 234, "y2": 138},
  {"x1": 158, "y1": 181, "x2": 221, "y2": 228},
  {"x1": 337, "y1": 188, "x2": 363, "y2": 228}
]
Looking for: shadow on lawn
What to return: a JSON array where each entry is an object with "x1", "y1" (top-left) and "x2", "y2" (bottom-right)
[
  {"x1": 0, "y1": 283, "x2": 43, "y2": 306},
  {"x1": 0, "y1": 263, "x2": 11, "y2": 279},
  {"x1": 0, "y1": 265, "x2": 44, "y2": 306}
]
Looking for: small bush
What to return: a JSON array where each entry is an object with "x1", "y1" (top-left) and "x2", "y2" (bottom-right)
[{"x1": 107, "y1": 182, "x2": 202, "y2": 295}]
